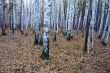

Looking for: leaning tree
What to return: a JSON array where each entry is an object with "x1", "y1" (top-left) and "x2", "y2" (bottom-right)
[{"x1": 101, "y1": 0, "x2": 110, "y2": 46}]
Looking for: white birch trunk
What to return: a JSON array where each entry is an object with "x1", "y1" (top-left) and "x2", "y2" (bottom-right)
[
  {"x1": 67, "y1": 0, "x2": 75, "y2": 40},
  {"x1": 101, "y1": 0, "x2": 110, "y2": 45},
  {"x1": 41, "y1": 0, "x2": 51, "y2": 59},
  {"x1": 34, "y1": 0, "x2": 40, "y2": 45},
  {"x1": 89, "y1": 0, "x2": 97, "y2": 52},
  {"x1": 12, "y1": 0, "x2": 16, "y2": 34},
  {"x1": 21, "y1": 0, "x2": 25, "y2": 33},
  {"x1": 83, "y1": 0, "x2": 89, "y2": 31},
  {"x1": 0, "y1": 0, "x2": 6, "y2": 35},
  {"x1": 98, "y1": 0, "x2": 106, "y2": 38}
]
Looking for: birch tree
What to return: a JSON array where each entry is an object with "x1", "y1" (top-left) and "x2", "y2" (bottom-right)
[
  {"x1": 52, "y1": 0, "x2": 57, "y2": 43},
  {"x1": 5, "y1": 0, "x2": 9, "y2": 27},
  {"x1": 95, "y1": 0, "x2": 101, "y2": 31},
  {"x1": 101, "y1": 0, "x2": 110, "y2": 46},
  {"x1": 67, "y1": 0, "x2": 75, "y2": 40},
  {"x1": 23, "y1": 0, "x2": 30, "y2": 36},
  {"x1": 84, "y1": 0, "x2": 91, "y2": 53},
  {"x1": 21, "y1": 0, "x2": 25, "y2": 34},
  {"x1": 82, "y1": 0, "x2": 89, "y2": 36},
  {"x1": 34, "y1": 0, "x2": 40, "y2": 45},
  {"x1": 30, "y1": 0, "x2": 35, "y2": 30},
  {"x1": 12, "y1": 0, "x2": 16, "y2": 34},
  {"x1": 60, "y1": 0, "x2": 65, "y2": 29},
  {"x1": 98, "y1": 0, "x2": 106, "y2": 38},
  {"x1": 84, "y1": 0, "x2": 98, "y2": 53},
  {"x1": 0, "y1": 0, "x2": 6, "y2": 35},
  {"x1": 89, "y1": 0, "x2": 98, "y2": 52},
  {"x1": 78, "y1": 0, "x2": 85, "y2": 31},
  {"x1": 65, "y1": 0, "x2": 69, "y2": 35},
  {"x1": 41, "y1": 0, "x2": 51, "y2": 59},
  {"x1": 74, "y1": 0, "x2": 79, "y2": 29},
  {"x1": 52, "y1": 0, "x2": 60, "y2": 45}
]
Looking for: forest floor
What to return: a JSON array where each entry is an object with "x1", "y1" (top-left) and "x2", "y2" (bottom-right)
[{"x1": 0, "y1": 28, "x2": 110, "y2": 73}]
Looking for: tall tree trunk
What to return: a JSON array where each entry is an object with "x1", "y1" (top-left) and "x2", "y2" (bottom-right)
[
  {"x1": 95, "y1": 0, "x2": 100, "y2": 31},
  {"x1": 23, "y1": 0, "x2": 29, "y2": 36},
  {"x1": 21, "y1": 0, "x2": 24, "y2": 34},
  {"x1": 67, "y1": 0, "x2": 75, "y2": 40},
  {"x1": 84, "y1": 13, "x2": 90, "y2": 53},
  {"x1": 90, "y1": 0, "x2": 97, "y2": 52},
  {"x1": 12, "y1": 0, "x2": 16, "y2": 34},
  {"x1": 0, "y1": 0, "x2": 6, "y2": 35},
  {"x1": 53, "y1": 1, "x2": 58, "y2": 43},
  {"x1": 65, "y1": 0, "x2": 70, "y2": 35},
  {"x1": 34, "y1": 0, "x2": 40, "y2": 45},
  {"x1": 82, "y1": 0, "x2": 89, "y2": 37},
  {"x1": 52, "y1": 0, "x2": 57, "y2": 43},
  {"x1": 41, "y1": 0, "x2": 51, "y2": 60},
  {"x1": 98, "y1": 0, "x2": 106, "y2": 38},
  {"x1": 84, "y1": 0, "x2": 92, "y2": 53},
  {"x1": 101, "y1": 0, "x2": 110, "y2": 46}
]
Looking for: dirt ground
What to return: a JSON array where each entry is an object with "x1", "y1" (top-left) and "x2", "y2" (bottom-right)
[{"x1": 0, "y1": 28, "x2": 110, "y2": 73}]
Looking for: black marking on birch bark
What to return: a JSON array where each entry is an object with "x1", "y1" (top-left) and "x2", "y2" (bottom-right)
[
  {"x1": 34, "y1": 34, "x2": 39, "y2": 45},
  {"x1": 39, "y1": 33, "x2": 43, "y2": 45}
]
